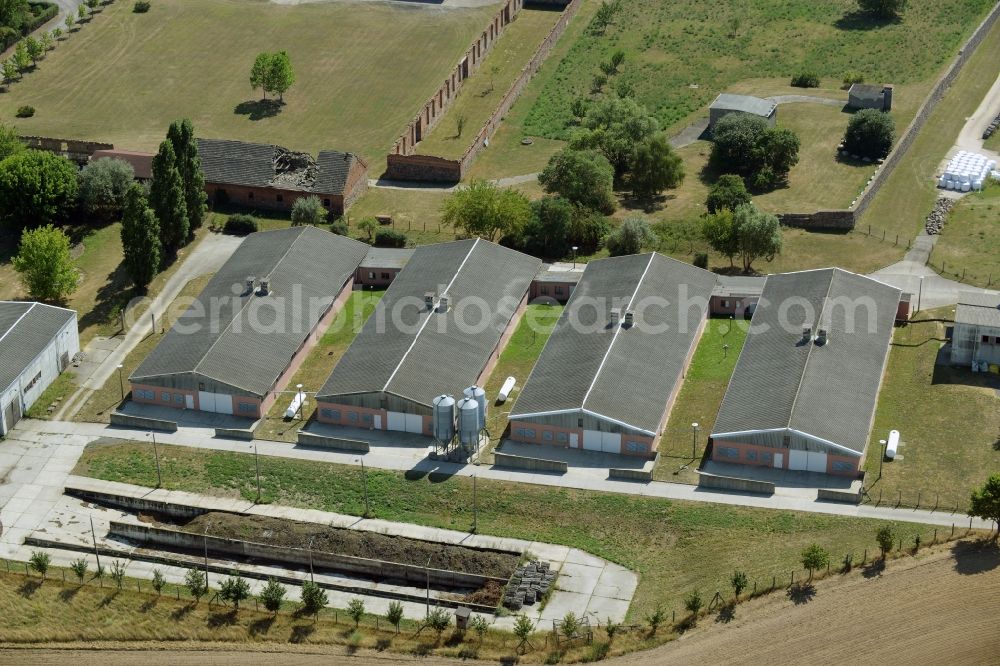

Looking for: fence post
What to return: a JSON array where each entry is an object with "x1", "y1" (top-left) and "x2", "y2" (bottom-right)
[
  {"x1": 790, "y1": 571, "x2": 794, "y2": 587},
  {"x1": 752, "y1": 581, "x2": 756, "y2": 596},
  {"x1": 882, "y1": 229, "x2": 885, "y2": 241},
  {"x1": 951, "y1": 523, "x2": 955, "y2": 537},
  {"x1": 916, "y1": 491, "x2": 921, "y2": 509},
  {"x1": 863, "y1": 548, "x2": 867, "y2": 563},
  {"x1": 771, "y1": 575, "x2": 776, "y2": 590},
  {"x1": 933, "y1": 528, "x2": 937, "y2": 544}
]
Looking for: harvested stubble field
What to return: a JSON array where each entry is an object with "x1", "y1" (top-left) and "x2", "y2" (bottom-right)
[
  {"x1": 0, "y1": 0, "x2": 498, "y2": 165},
  {"x1": 180, "y1": 511, "x2": 519, "y2": 577}
]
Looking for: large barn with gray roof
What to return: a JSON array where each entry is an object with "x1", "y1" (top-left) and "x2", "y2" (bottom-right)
[
  {"x1": 710, "y1": 268, "x2": 901, "y2": 477},
  {"x1": 315, "y1": 238, "x2": 540, "y2": 436},
  {"x1": 0, "y1": 302, "x2": 79, "y2": 436},
  {"x1": 508, "y1": 253, "x2": 717, "y2": 458},
  {"x1": 130, "y1": 226, "x2": 369, "y2": 419}
]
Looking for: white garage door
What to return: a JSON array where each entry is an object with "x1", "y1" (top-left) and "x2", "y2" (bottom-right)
[
  {"x1": 198, "y1": 391, "x2": 233, "y2": 415},
  {"x1": 788, "y1": 450, "x2": 827, "y2": 473},
  {"x1": 582, "y1": 430, "x2": 621, "y2": 453},
  {"x1": 386, "y1": 411, "x2": 406, "y2": 432},
  {"x1": 404, "y1": 413, "x2": 423, "y2": 434}
]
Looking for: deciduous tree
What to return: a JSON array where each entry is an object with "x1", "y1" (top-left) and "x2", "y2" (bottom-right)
[
  {"x1": 606, "y1": 216, "x2": 656, "y2": 257},
  {"x1": 267, "y1": 50, "x2": 294, "y2": 102},
  {"x1": 386, "y1": 600, "x2": 404, "y2": 633},
  {"x1": 120, "y1": 183, "x2": 161, "y2": 291},
  {"x1": 291, "y1": 194, "x2": 325, "y2": 226},
  {"x1": 538, "y1": 148, "x2": 616, "y2": 214},
  {"x1": 684, "y1": 591, "x2": 703, "y2": 625},
  {"x1": 259, "y1": 578, "x2": 286, "y2": 613},
  {"x1": 801, "y1": 543, "x2": 829, "y2": 581},
  {"x1": 0, "y1": 123, "x2": 23, "y2": 161},
  {"x1": 570, "y1": 96, "x2": 659, "y2": 178},
  {"x1": 0, "y1": 149, "x2": 78, "y2": 228},
  {"x1": 78, "y1": 157, "x2": 134, "y2": 219},
  {"x1": 300, "y1": 580, "x2": 328, "y2": 619},
  {"x1": 969, "y1": 473, "x2": 1000, "y2": 540},
  {"x1": 844, "y1": 108, "x2": 895, "y2": 160},
  {"x1": 629, "y1": 133, "x2": 684, "y2": 198},
  {"x1": 876, "y1": 525, "x2": 895, "y2": 559},
  {"x1": 706, "y1": 174, "x2": 751, "y2": 213},
  {"x1": 857, "y1": 0, "x2": 907, "y2": 19},
  {"x1": 441, "y1": 179, "x2": 531, "y2": 242},
  {"x1": 13, "y1": 225, "x2": 77, "y2": 302},
  {"x1": 220, "y1": 573, "x2": 251, "y2": 610},
  {"x1": 185, "y1": 568, "x2": 207, "y2": 603},
  {"x1": 732, "y1": 203, "x2": 782, "y2": 273},
  {"x1": 347, "y1": 597, "x2": 366, "y2": 628},
  {"x1": 518, "y1": 195, "x2": 574, "y2": 259}
]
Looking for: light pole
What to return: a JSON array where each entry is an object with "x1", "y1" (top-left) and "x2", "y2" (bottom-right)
[
  {"x1": 723, "y1": 343, "x2": 729, "y2": 359},
  {"x1": 116, "y1": 364, "x2": 125, "y2": 400},
  {"x1": 147, "y1": 432, "x2": 161, "y2": 487},
  {"x1": 296, "y1": 384, "x2": 304, "y2": 420},
  {"x1": 252, "y1": 443, "x2": 261, "y2": 503},
  {"x1": 879, "y1": 439, "x2": 887, "y2": 478},
  {"x1": 472, "y1": 474, "x2": 478, "y2": 533},
  {"x1": 691, "y1": 422, "x2": 699, "y2": 460},
  {"x1": 425, "y1": 554, "x2": 432, "y2": 618},
  {"x1": 308, "y1": 536, "x2": 315, "y2": 582},
  {"x1": 359, "y1": 457, "x2": 370, "y2": 517},
  {"x1": 571, "y1": 246, "x2": 579, "y2": 269}
]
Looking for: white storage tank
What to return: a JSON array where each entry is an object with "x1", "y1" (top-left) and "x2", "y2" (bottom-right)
[
  {"x1": 457, "y1": 397, "x2": 480, "y2": 446},
  {"x1": 498, "y1": 376, "x2": 516, "y2": 403},
  {"x1": 464, "y1": 385, "x2": 487, "y2": 429},
  {"x1": 432, "y1": 394, "x2": 456, "y2": 443},
  {"x1": 285, "y1": 389, "x2": 306, "y2": 419},
  {"x1": 885, "y1": 429, "x2": 900, "y2": 460}
]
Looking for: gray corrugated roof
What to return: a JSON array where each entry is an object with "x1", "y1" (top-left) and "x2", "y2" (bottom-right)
[
  {"x1": 955, "y1": 292, "x2": 1000, "y2": 328},
  {"x1": 317, "y1": 239, "x2": 541, "y2": 408},
  {"x1": 711, "y1": 93, "x2": 776, "y2": 117},
  {"x1": 713, "y1": 275, "x2": 765, "y2": 298},
  {"x1": 511, "y1": 254, "x2": 717, "y2": 434},
  {"x1": 131, "y1": 226, "x2": 369, "y2": 397},
  {"x1": 197, "y1": 139, "x2": 362, "y2": 196},
  {"x1": 360, "y1": 247, "x2": 415, "y2": 270},
  {"x1": 712, "y1": 269, "x2": 901, "y2": 455},
  {"x1": 534, "y1": 264, "x2": 584, "y2": 284},
  {"x1": 0, "y1": 302, "x2": 76, "y2": 391}
]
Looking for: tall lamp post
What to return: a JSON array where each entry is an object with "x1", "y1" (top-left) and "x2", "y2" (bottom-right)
[
  {"x1": 296, "y1": 383, "x2": 305, "y2": 420},
  {"x1": 359, "y1": 457, "x2": 370, "y2": 517},
  {"x1": 691, "y1": 422, "x2": 699, "y2": 460},
  {"x1": 571, "y1": 246, "x2": 579, "y2": 269},
  {"x1": 116, "y1": 364, "x2": 125, "y2": 400},
  {"x1": 879, "y1": 439, "x2": 887, "y2": 479},
  {"x1": 146, "y1": 432, "x2": 161, "y2": 488},
  {"x1": 252, "y1": 443, "x2": 261, "y2": 503}
]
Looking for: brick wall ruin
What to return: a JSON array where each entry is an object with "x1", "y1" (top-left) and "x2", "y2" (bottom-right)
[{"x1": 19, "y1": 135, "x2": 113, "y2": 164}]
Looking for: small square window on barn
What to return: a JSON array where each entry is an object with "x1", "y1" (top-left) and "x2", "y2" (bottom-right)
[
  {"x1": 542, "y1": 431, "x2": 554, "y2": 441},
  {"x1": 248, "y1": 192, "x2": 254, "y2": 200},
  {"x1": 555, "y1": 286, "x2": 564, "y2": 295},
  {"x1": 745, "y1": 450, "x2": 757, "y2": 461},
  {"x1": 556, "y1": 432, "x2": 568, "y2": 443},
  {"x1": 626, "y1": 441, "x2": 647, "y2": 453},
  {"x1": 362, "y1": 413, "x2": 372, "y2": 423},
  {"x1": 348, "y1": 412, "x2": 359, "y2": 423},
  {"x1": 238, "y1": 403, "x2": 256, "y2": 414},
  {"x1": 760, "y1": 451, "x2": 773, "y2": 463},
  {"x1": 831, "y1": 461, "x2": 855, "y2": 473},
  {"x1": 276, "y1": 194, "x2": 283, "y2": 203},
  {"x1": 161, "y1": 392, "x2": 170, "y2": 402},
  {"x1": 515, "y1": 428, "x2": 526, "y2": 438},
  {"x1": 173, "y1": 394, "x2": 183, "y2": 403},
  {"x1": 718, "y1": 446, "x2": 739, "y2": 459},
  {"x1": 524, "y1": 429, "x2": 536, "y2": 439},
  {"x1": 320, "y1": 408, "x2": 341, "y2": 421},
  {"x1": 324, "y1": 199, "x2": 331, "y2": 207},
  {"x1": 381, "y1": 272, "x2": 391, "y2": 280}
]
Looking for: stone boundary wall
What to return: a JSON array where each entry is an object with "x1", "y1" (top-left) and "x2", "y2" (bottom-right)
[
  {"x1": 389, "y1": 0, "x2": 525, "y2": 159},
  {"x1": 19, "y1": 135, "x2": 113, "y2": 164},
  {"x1": 817, "y1": 487, "x2": 863, "y2": 504},
  {"x1": 297, "y1": 430, "x2": 370, "y2": 453},
  {"x1": 697, "y1": 472, "x2": 775, "y2": 495},
  {"x1": 64, "y1": 486, "x2": 208, "y2": 521},
  {"x1": 493, "y1": 451, "x2": 567, "y2": 474},
  {"x1": 110, "y1": 521, "x2": 508, "y2": 591},
  {"x1": 214, "y1": 427, "x2": 254, "y2": 441},
  {"x1": 110, "y1": 412, "x2": 178, "y2": 432},
  {"x1": 609, "y1": 468, "x2": 653, "y2": 482},
  {"x1": 782, "y1": 1, "x2": 1000, "y2": 230},
  {"x1": 386, "y1": 0, "x2": 581, "y2": 182}
]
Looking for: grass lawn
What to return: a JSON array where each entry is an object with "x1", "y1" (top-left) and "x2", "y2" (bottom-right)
[
  {"x1": 481, "y1": 303, "x2": 563, "y2": 455},
  {"x1": 654, "y1": 318, "x2": 748, "y2": 483},
  {"x1": 985, "y1": 131, "x2": 1000, "y2": 152},
  {"x1": 23, "y1": 371, "x2": 77, "y2": 420},
  {"x1": 415, "y1": 7, "x2": 563, "y2": 159},
  {"x1": 74, "y1": 440, "x2": 943, "y2": 627},
  {"x1": 863, "y1": 307, "x2": 1000, "y2": 513},
  {"x1": 523, "y1": 0, "x2": 995, "y2": 140},
  {"x1": 857, "y1": 16, "x2": 1000, "y2": 240},
  {"x1": 0, "y1": 0, "x2": 497, "y2": 167},
  {"x1": 0, "y1": 221, "x2": 211, "y2": 347},
  {"x1": 254, "y1": 289, "x2": 385, "y2": 443},
  {"x1": 928, "y1": 182, "x2": 1000, "y2": 288},
  {"x1": 73, "y1": 274, "x2": 213, "y2": 423}
]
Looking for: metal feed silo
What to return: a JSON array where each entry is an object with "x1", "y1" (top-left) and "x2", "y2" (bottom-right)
[
  {"x1": 463, "y1": 385, "x2": 487, "y2": 429},
  {"x1": 456, "y1": 397, "x2": 480, "y2": 446},
  {"x1": 432, "y1": 394, "x2": 456, "y2": 443}
]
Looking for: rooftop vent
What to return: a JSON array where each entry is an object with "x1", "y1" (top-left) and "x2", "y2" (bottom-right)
[
  {"x1": 623, "y1": 310, "x2": 635, "y2": 327},
  {"x1": 258, "y1": 279, "x2": 270, "y2": 296},
  {"x1": 802, "y1": 326, "x2": 812, "y2": 342},
  {"x1": 424, "y1": 292, "x2": 435, "y2": 310},
  {"x1": 610, "y1": 308, "x2": 621, "y2": 325},
  {"x1": 246, "y1": 276, "x2": 256, "y2": 294},
  {"x1": 438, "y1": 294, "x2": 450, "y2": 313},
  {"x1": 815, "y1": 328, "x2": 828, "y2": 346}
]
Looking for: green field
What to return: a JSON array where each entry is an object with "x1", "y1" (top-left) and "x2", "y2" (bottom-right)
[
  {"x1": 0, "y1": 0, "x2": 498, "y2": 166},
  {"x1": 864, "y1": 307, "x2": 1000, "y2": 512},
  {"x1": 929, "y1": 182, "x2": 1000, "y2": 288},
  {"x1": 74, "y1": 440, "x2": 941, "y2": 625},
  {"x1": 415, "y1": 7, "x2": 563, "y2": 159},
  {"x1": 523, "y1": 0, "x2": 995, "y2": 140},
  {"x1": 254, "y1": 288, "x2": 385, "y2": 443},
  {"x1": 655, "y1": 318, "x2": 749, "y2": 483}
]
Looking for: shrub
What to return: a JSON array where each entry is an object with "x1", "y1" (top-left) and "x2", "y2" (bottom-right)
[
  {"x1": 606, "y1": 216, "x2": 656, "y2": 257},
  {"x1": 330, "y1": 219, "x2": 348, "y2": 236},
  {"x1": 290, "y1": 194, "x2": 325, "y2": 226},
  {"x1": 133, "y1": 1, "x2": 151, "y2": 13},
  {"x1": 590, "y1": 74, "x2": 607, "y2": 94},
  {"x1": 29, "y1": 551, "x2": 50, "y2": 579},
  {"x1": 843, "y1": 71, "x2": 865, "y2": 88},
  {"x1": 706, "y1": 174, "x2": 751, "y2": 213},
  {"x1": 374, "y1": 228, "x2": 406, "y2": 248},
  {"x1": 791, "y1": 72, "x2": 820, "y2": 88},
  {"x1": 857, "y1": 0, "x2": 908, "y2": 19},
  {"x1": 843, "y1": 108, "x2": 895, "y2": 159},
  {"x1": 693, "y1": 252, "x2": 708, "y2": 269},
  {"x1": 223, "y1": 213, "x2": 258, "y2": 236},
  {"x1": 16, "y1": 105, "x2": 34, "y2": 118},
  {"x1": 78, "y1": 157, "x2": 135, "y2": 219}
]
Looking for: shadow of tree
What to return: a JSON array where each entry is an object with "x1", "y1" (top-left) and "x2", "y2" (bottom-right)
[
  {"x1": 249, "y1": 614, "x2": 276, "y2": 636},
  {"x1": 234, "y1": 100, "x2": 283, "y2": 121},
  {"x1": 786, "y1": 582, "x2": 816, "y2": 605},
  {"x1": 834, "y1": 11, "x2": 902, "y2": 31},
  {"x1": 98, "y1": 590, "x2": 119, "y2": 608},
  {"x1": 375, "y1": 638, "x2": 392, "y2": 652},
  {"x1": 17, "y1": 579, "x2": 42, "y2": 598},
  {"x1": 170, "y1": 602, "x2": 196, "y2": 621},
  {"x1": 289, "y1": 623, "x2": 316, "y2": 644},
  {"x1": 715, "y1": 603, "x2": 736, "y2": 623},
  {"x1": 952, "y1": 539, "x2": 1000, "y2": 575},
  {"x1": 207, "y1": 609, "x2": 238, "y2": 628},
  {"x1": 862, "y1": 558, "x2": 886, "y2": 579},
  {"x1": 78, "y1": 261, "x2": 135, "y2": 336},
  {"x1": 58, "y1": 585, "x2": 81, "y2": 602},
  {"x1": 140, "y1": 596, "x2": 158, "y2": 613}
]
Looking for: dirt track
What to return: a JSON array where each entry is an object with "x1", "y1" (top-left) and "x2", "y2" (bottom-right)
[{"x1": 3, "y1": 542, "x2": 998, "y2": 665}]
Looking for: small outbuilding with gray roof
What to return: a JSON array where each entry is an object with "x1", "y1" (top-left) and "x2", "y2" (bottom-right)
[
  {"x1": 710, "y1": 268, "x2": 901, "y2": 477},
  {"x1": 950, "y1": 292, "x2": 1000, "y2": 366},
  {"x1": 709, "y1": 93, "x2": 777, "y2": 131},
  {"x1": 129, "y1": 226, "x2": 369, "y2": 419},
  {"x1": 0, "y1": 302, "x2": 79, "y2": 436},
  {"x1": 508, "y1": 253, "x2": 717, "y2": 458},
  {"x1": 315, "y1": 238, "x2": 540, "y2": 437}
]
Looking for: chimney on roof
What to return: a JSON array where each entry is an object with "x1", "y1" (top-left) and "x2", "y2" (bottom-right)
[
  {"x1": 610, "y1": 308, "x2": 621, "y2": 325},
  {"x1": 425, "y1": 292, "x2": 435, "y2": 310},
  {"x1": 802, "y1": 326, "x2": 812, "y2": 342},
  {"x1": 438, "y1": 294, "x2": 450, "y2": 313},
  {"x1": 258, "y1": 279, "x2": 270, "y2": 296},
  {"x1": 623, "y1": 310, "x2": 634, "y2": 328},
  {"x1": 815, "y1": 328, "x2": 828, "y2": 346},
  {"x1": 882, "y1": 85, "x2": 893, "y2": 112},
  {"x1": 246, "y1": 276, "x2": 256, "y2": 294}
]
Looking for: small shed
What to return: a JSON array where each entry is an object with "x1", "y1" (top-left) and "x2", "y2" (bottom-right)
[
  {"x1": 848, "y1": 84, "x2": 893, "y2": 112},
  {"x1": 709, "y1": 94, "x2": 777, "y2": 131}
]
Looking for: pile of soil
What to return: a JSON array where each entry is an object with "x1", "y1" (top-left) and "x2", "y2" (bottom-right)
[{"x1": 180, "y1": 512, "x2": 518, "y2": 578}]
